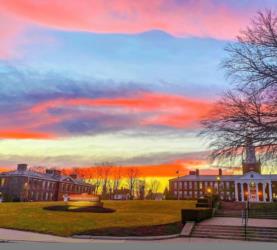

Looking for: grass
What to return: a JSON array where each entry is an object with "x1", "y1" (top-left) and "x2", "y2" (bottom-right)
[{"x1": 0, "y1": 200, "x2": 196, "y2": 236}]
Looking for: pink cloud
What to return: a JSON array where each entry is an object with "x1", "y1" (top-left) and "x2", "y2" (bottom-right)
[
  {"x1": 0, "y1": 0, "x2": 261, "y2": 40},
  {"x1": 0, "y1": 13, "x2": 26, "y2": 59},
  {"x1": 29, "y1": 91, "x2": 213, "y2": 129}
]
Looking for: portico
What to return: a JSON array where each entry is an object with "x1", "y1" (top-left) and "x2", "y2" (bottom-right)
[{"x1": 235, "y1": 172, "x2": 273, "y2": 202}]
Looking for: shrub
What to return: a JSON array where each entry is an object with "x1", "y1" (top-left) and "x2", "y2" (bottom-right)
[{"x1": 181, "y1": 208, "x2": 212, "y2": 223}]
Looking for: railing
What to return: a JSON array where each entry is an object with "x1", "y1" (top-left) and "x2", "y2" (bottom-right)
[{"x1": 241, "y1": 202, "x2": 249, "y2": 240}]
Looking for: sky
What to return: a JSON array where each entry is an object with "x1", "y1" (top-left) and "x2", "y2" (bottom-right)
[{"x1": 0, "y1": 0, "x2": 276, "y2": 179}]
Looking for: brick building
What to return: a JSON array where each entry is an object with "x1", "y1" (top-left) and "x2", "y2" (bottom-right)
[
  {"x1": 169, "y1": 143, "x2": 277, "y2": 202},
  {"x1": 0, "y1": 164, "x2": 95, "y2": 202}
]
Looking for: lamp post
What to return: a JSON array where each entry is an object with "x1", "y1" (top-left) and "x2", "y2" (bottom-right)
[
  {"x1": 176, "y1": 170, "x2": 180, "y2": 200},
  {"x1": 216, "y1": 176, "x2": 221, "y2": 196}
]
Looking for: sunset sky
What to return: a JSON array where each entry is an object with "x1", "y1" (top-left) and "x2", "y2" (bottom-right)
[{"x1": 0, "y1": 1, "x2": 276, "y2": 179}]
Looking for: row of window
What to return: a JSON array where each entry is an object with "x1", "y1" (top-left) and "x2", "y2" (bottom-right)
[
  {"x1": 0, "y1": 177, "x2": 92, "y2": 194},
  {"x1": 29, "y1": 191, "x2": 54, "y2": 201},
  {"x1": 173, "y1": 181, "x2": 233, "y2": 190},
  {"x1": 61, "y1": 183, "x2": 91, "y2": 193},
  {"x1": 29, "y1": 179, "x2": 56, "y2": 190},
  {"x1": 174, "y1": 190, "x2": 234, "y2": 199}
]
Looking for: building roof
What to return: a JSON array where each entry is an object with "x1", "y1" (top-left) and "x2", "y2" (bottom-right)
[
  {"x1": 0, "y1": 169, "x2": 93, "y2": 186},
  {"x1": 169, "y1": 172, "x2": 277, "y2": 182}
]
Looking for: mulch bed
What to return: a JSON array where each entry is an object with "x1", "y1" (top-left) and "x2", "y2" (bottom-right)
[
  {"x1": 43, "y1": 205, "x2": 115, "y2": 213},
  {"x1": 77, "y1": 222, "x2": 183, "y2": 236}
]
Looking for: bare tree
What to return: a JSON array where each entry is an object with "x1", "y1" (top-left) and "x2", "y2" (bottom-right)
[
  {"x1": 126, "y1": 167, "x2": 139, "y2": 200},
  {"x1": 149, "y1": 179, "x2": 161, "y2": 194},
  {"x1": 100, "y1": 163, "x2": 112, "y2": 198},
  {"x1": 223, "y1": 10, "x2": 277, "y2": 92},
  {"x1": 200, "y1": 10, "x2": 277, "y2": 165},
  {"x1": 111, "y1": 166, "x2": 122, "y2": 193},
  {"x1": 93, "y1": 166, "x2": 104, "y2": 195}
]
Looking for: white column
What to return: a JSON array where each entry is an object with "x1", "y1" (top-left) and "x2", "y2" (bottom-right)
[
  {"x1": 263, "y1": 182, "x2": 266, "y2": 202},
  {"x1": 235, "y1": 182, "x2": 239, "y2": 201},
  {"x1": 241, "y1": 183, "x2": 245, "y2": 202},
  {"x1": 247, "y1": 183, "x2": 250, "y2": 201},
  {"x1": 255, "y1": 182, "x2": 259, "y2": 202},
  {"x1": 269, "y1": 181, "x2": 273, "y2": 202}
]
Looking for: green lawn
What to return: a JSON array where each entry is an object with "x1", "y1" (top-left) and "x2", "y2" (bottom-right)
[{"x1": 0, "y1": 200, "x2": 196, "y2": 236}]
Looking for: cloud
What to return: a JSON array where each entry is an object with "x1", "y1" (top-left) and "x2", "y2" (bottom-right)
[
  {"x1": 0, "y1": 130, "x2": 55, "y2": 140},
  {"x1": 27, "y1": 91, "x2": 213, "y2": 134},
  {"x1": 0, "y1": 64, "x2": 214, "y2": 138},
  {"x1": 0, "y1": 13, "x2": 26, "y2": 59},
  {"x1": 0, "y1": 0, "x2": 273, "y2": 41}
]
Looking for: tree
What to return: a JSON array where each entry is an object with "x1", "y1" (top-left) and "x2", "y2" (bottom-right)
[
  {"x1": 223, "y1": 10, "x2": 277, "y2": 93},
  {"x1": 148, "y1": 179, "x2": 161, "y2": 200},
  {"x1": 111, "y1": 166, "x2": 122, "y2": 193},
  {"x1": 201, "y1": 89, "x2": 277, "y2": 163},
  {"x1": 126, "y1": 167, "x2": 139, "y2": 200},
  {"x1": 100, "y1": 163, "x2": 112, "y2": 198},
  {"x1": 201, "y1": 10, "x2": 277, "y2": 165}
]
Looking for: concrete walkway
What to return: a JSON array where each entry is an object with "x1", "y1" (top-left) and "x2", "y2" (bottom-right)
[
  {"x1": 200, "y1": 217, "x2": 277, "y2": 227},
  {"x1": 1, "y1": 217, "x2": 277, "y2": 244},
  {"x1": 0, "y1": 228, "x2": 258, "y2": 244},
  {"x1": 0, "y1": 228, "x2": 124, "y2": 243}
]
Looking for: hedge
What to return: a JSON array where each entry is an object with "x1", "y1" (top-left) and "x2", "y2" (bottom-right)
[{"x1": 181, "y1": 208, "x2": 212, "y2": 223}]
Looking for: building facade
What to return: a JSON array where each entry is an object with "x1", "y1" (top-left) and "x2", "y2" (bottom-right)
[
  {"x1": 0, "y1": 164, "x2": 95, "y2": 202},
  {"x1": 169, "y1": 144, "x2": 277, "y2": 202}
]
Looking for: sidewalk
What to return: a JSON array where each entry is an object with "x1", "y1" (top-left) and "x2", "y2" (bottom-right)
[
  {"x1": 199, "y1": 217, "x2": 277, "y2": 227},
  {"x1": 0, "y1": 228, "x2": 255, "y2": 243}
]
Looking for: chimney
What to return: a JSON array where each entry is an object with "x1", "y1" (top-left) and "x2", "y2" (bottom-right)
[
  {"x1": 17, "y1": 164, "x2": 27, "y2": 171},
  {"x1": 189, "y1": 170, "x2": 196, "y2": 175},
  {"x1": 70, "y1": 174, "x2": 77, "y2": 179},
  {"x1": 196, "y1": 169, "x2": 199, "y2": 176},
  {"x1": 46, "y1": 169, "x2": 54, "y2": 175},
  {"x1": 46, "y1": 169, "x2": 61, "y2": 176},
  {"x1": 219, "y1": 168, "x2": 222, "y2": 176},
  {"x1": 53, "y1": 170, "x2": 61, "y2": 176}
]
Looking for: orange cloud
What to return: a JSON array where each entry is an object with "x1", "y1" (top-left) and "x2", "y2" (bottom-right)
[
  {"x1": 61, "y1": 158, "x2": 210, "y2": 178},
  {"x1": 29, "y1": 92, "x2": 213, "y2": 129},
  {"x1": 0, "y1": 130, "x2": 55, "y2": 140},
  {"x1": 0, "y1": 0, "x2": 256, "y2": 40}
]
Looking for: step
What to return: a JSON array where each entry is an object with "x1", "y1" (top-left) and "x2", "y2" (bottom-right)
[
  {"x1": 191, "y1": 233, "x2": 277, "y2": 242},
  {"x1": 192, "y1": 230, "x2": 277, "y2": 237},
  {"x1": 194, "y1": 225, "x2": 277, "y2": 234}
]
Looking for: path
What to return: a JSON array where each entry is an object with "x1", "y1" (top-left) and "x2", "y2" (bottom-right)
[{"x1": 199, "y1": 217, "x2": 277, "y2": 227}]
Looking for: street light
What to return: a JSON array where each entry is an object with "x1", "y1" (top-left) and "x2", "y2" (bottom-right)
[
  {"x1": 216, "y1": 176, "x2": 221, "y2": 197},
  {"x1": 176, "y1": 170, "x2": 180, "y2": 200}
]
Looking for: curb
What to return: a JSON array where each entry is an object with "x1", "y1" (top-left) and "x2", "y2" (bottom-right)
[{"x1": 72, "y1": 234, "x2": 180, "y2": 241}]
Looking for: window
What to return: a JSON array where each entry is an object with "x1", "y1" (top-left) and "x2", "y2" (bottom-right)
[
  {"x1": 226, "y1": 182, "x2": 230, "y2": 189},
  {"x1": 199, "y1": 182, "x2": 203, "y2": 189},
  {"x1": 178, "y1": 182, "x2": 182, "y2": 189},
  {"x1": 189, "y1": 182, "x2": 192, "y2": 189},
  {"x1": 174, "y1": 182, "x2": 177, "y2": 189},
  {"x1": 184, "y1": 182, "x2": 187, "y2": 189},
  {"x1": 0, "y1": 178, "x2": 5, "y2": 187}
]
